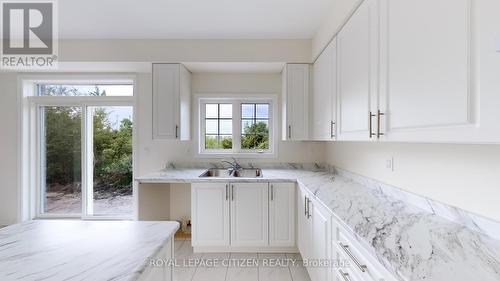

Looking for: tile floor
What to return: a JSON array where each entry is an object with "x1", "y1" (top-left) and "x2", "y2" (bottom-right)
[{"x1": 174, "y1": 239, "x2": 311, "y2": 281}]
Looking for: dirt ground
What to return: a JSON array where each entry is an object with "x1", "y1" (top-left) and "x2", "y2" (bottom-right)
[{"x1": 45, "y1": 192, "x2": 133, "y2": 216}]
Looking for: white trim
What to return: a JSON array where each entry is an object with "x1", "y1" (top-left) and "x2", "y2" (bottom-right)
[
  {"x1": 193, "y1": 246, "x2": 298, "y2": 253},
  {"x1": 194, "y1": 93, "x2": 278, "y2": 159},
  {"x1": 19, "y1": 74, "x2": 137, "y2": 221}
]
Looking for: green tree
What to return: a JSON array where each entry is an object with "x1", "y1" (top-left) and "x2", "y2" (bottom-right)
[{"x1": 241, "y1": 122, "x2": 269, "y2": 149}]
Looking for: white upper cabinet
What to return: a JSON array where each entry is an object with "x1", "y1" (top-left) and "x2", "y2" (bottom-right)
[
  {"x1": 337, "y1": 0, "x2": 379, "y2": 141},
  {"x1": 152, "y1": 63, "x2": 191, "y2": 140},
  {"x1": 311, "y1": 39, "x2": 337, "y2": 141},
  {"x1": 282, "y1": 64, "x2": 310, "y2": 141},
  {"x1": 378, "y1": 0, "x2": 476, "y2": 142}
]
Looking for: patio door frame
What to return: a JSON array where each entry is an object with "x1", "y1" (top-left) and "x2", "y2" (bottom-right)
[{"x1": 19, "y1": 75, "x2": 137, "y2": 221}]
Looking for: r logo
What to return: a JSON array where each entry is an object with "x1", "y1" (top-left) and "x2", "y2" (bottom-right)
[{"x1": 2, "y1": 2, "x2": 53, "y2": 54}]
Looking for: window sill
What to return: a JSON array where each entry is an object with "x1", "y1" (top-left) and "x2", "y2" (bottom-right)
[{"x1": 195, "y1": 151, "x2": 277, "y2": 159}]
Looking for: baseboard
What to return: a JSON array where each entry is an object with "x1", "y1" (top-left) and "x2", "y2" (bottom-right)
[
  {"x1": 0, "y1": 220, "x2": 14, "y2": 227},
  {"x1": 193, "y1": 246, "x2": 298, "y2": 253}
]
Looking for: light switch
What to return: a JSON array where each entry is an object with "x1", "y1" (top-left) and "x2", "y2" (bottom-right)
[{"x1": 386, "y1": 157, "x2": 394, "y2": 172}]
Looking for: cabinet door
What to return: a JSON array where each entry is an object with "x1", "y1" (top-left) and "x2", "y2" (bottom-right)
[
  {"x1": 297, "y1": 185, "x2": 312, "y2": 261},
  {"x1": 191, "y1": 183, "x2": 230, "y2": 246},
  {"x1": 379, "y1": 0, "x2": 474, "y2": 142},
  {"x1": 311, "y1": 39, "x2": 337, "y2": 141},
  {"x1": 310, "y1": 201, "x2": 331, "y2": 281},
  {"x1": 269, "y1": 182, "x2": 296, "y2": 247},
  {"x1": 153, "y1": 63, "x2": 180, "y2": 139},
  {"x1": 337, "y1": 0, "x2": 379, "y2": 141},
  {"x1": 283, "y1": 64, "x2": 310, "y2": 141},
  {"x1": 230, "y1": 182, "x2": 269, "y2": 247}
]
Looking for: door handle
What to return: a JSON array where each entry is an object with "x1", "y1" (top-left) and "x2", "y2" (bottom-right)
[
  {"x1": 288, "y1": 125, "x2": 292, "y2": 139},
  {"x1": 306, "y1": 198, "x2": 311, "y2": 219},
  {"x1": 270, "y1": 184, "x2": 274, "y2": 201},
  {"x1": 231, "y1": 184, "x2": 235, "y2": 201},
  {"x1": 225, "y1": 184, "x2": 229, "y2": 201},
  {"x1": 377, "y1": 110, "x2": 385, "y2": 138},
  {"x1": 369, "y1": 111, "x2": 376, "y2": 138},
  {"x1": 175, "y1": 125, "x2": 179, "y2": 139},
  {"x1": 338, "y1": 242, "x2": 368, "y2": 272},
  {"x1": 338, "y1": 269, "x2": 351, "y2": 281},
  {"x1": 304, "y1": 196, "x2": 308, "y2": 216},
  {"x1": 331, "y1": 121, "x2": 336, "y2": 139}
]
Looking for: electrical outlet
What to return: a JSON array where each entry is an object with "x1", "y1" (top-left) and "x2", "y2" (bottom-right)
[{"x1": 386, "y1": 157, "x2": 394, "y2": 172}]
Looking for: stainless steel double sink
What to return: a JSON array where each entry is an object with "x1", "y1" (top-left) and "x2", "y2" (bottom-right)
[{"x1": 199, "y1": 168, "x2": 263, "y2": 178}]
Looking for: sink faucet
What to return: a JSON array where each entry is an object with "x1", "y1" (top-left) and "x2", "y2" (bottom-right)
[{"x1": 221, "y1": 157, "x2": 242, "y2": 174}]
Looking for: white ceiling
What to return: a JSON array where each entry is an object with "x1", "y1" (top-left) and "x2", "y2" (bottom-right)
[{"x1": 58, "y1": 0, "x2": 333, "y2": 39}]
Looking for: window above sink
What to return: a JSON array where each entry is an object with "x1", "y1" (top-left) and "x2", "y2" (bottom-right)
[{"x1": 195, "y1": 95, "x2": 277, "y2": 158}]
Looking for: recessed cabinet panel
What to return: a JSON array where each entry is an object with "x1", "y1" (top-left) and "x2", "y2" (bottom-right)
[
  {"x1": 282, "y1": 64, "x2": 310, "y2": 141},
  {"x1": 337, "y1": 0, "x2": 378, "y2": 141},
  {"x1": 191, "y1": 183, "x2": 230, "y2": 246},
  {"x1": 380, "y1": 0, "x2": 471, "y2": 131},
  {"x1": 152, "y1": 63, "x2": 191, "y2": 140},
  {"x1": 230, "y1": 182, "x2": 269, "y2": 247},
  {"x1": 311, "y1": 39, "x2": 337, "y2": 140},
  {"x1": 269, "y1": 183, "x2": 295, "y2": 247}
]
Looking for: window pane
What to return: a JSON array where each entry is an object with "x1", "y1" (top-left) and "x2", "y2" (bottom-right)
[
  {"x1": 256, "y1": 120, "x2": 269, "y2": 134},
  {"x1": 241, "y1": 104, "x2": 254, "y2": 118},
  {"x1": 205, "y1": 120, "x2": 218, "y2": 134},
  {"x1": 91, "y1": 106, "x2": 133, "y2": 216},
  {"x1": 241, "y1": 134, "x2": 269, "y2": 150},
  {"x1": 220, "y1": 104, "x2": 232, "y2": 118},
  {"x1": 42, "y1": 106, "x2": 82, "y2": 214},
  {"x1": 205, "y1": 135, "x2": 218, "y2": 149},
  {"x1": 38, "y1": 84, "x2": 133, "y2": 96},
  {"x1": 241, "y1": 119, "x2": 253, "y2": 134},
  {"x1": 220, "y1": 119, "x2": 232, "y2": 134},
  {"x1": 205, "y1": 104, "x2": 218, "y2": 118},
  {"x1": 256, "y1": 104, "x2": 269, "y2": 118},
  {"x1": 220, "y1": 135, "x2": 233, "y2": 149}
]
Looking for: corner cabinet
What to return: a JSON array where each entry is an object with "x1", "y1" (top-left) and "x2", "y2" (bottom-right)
[
  {"x1": 311, "y1": 38, "x2": 338, "y2": 141},
  {"x1": 152, "y1": 63, "x2": 191, "y2": 140},
  {"x1": 191, "y1": 182, "x2": 295, "y2": 251},
  {"x1": 282, "y1": 64, "x2": 310, "y2": 141}
]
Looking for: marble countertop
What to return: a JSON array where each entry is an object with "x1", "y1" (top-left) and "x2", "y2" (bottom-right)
[
  {"x1": 136, "y1": 166, "x2": 500, "y2": 281},
  {"x1": 0, "y1": 220, "x2": 179, "y2": 281}
]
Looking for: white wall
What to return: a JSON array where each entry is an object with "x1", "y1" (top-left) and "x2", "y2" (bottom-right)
[{"x1": 0, "y1": 73, "x2": 20, "y2": 225}]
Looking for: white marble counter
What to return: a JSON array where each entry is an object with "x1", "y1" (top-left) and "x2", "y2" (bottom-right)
[
  {"x1": 0, "y1": 220, "x2": 179, "y2": 281},
  {"x1": 136, "y1": 166, "x2": 500, "y2": 281}
]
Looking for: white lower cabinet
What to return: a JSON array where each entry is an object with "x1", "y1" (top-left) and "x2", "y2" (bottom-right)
[
  {"x1": 230, "y1": 182, "x2": 269, "y2": 247},
  {"x1": 269, "y1": 182, "x2": 296, "y2": 247},
  {"x1": 297, "y1": 184, "x2": 331, "y2": 281},
  {"x1": 138, "y1": 238, "x2": 173, "y2": 281},
  {"x1": 191, "y1": 183, "x2": 230, "y2": 247},
  {"x1": 191, "y1": 182, "x2": 295, "y2": 250}
]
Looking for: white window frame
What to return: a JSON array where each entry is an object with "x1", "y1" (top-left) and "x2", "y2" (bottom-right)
[
  {"x1": 19, "y1": 75, "x2": 137, "y2": 221},
  {"x1": 195, "y1": 94, "x2": 277, "y2": 158}
]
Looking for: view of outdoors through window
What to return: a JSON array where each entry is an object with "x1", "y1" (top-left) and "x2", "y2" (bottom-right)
[
  {"x1": 42, "y1": 106, "x2": 82, "y2": 214},
  {"x1": 241, "y1": 103, "x2": 269, "y2": 150},
  {"x1": 205, "y1": 103, "x2": 233, "y2": 149},
  {"x1": 41, "y1": 85, "x2": 133, "y2": 217}
]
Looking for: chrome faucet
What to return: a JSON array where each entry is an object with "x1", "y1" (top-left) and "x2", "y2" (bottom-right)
[{"x1": 221, "y1": 157, "x2": 242, "y2": 174}]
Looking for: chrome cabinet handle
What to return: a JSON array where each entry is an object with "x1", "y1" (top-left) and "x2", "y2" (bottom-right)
[
  {"x1": 288, "y1": 125, "x2": 292, "y2": 139},
  {"x1": 231, "y1": 184, "x2": 235, "y2": 201},
  {"x1": 338, "y1": 242, "x2": 367, "y2": 272},
  {"x1": 270, "y1": 185, "x2": 274, "y2": 201},
  {"x1": 175, "y1": 125, "x2": 179, "y2": 138},
  {"x1": 377, "y1": 110, "x2": 385, "y2": 138},
  {"x1": 304, "y1": 196, "x2": 308, "y2": 216},
  {"x1": 306, "y1": 198, "x2": 311, "y2": 219},
  {"x1": 225, "y1": 184, "x2": 229, "y2": 201},
  {"x1": 338, "y1": 269, "x2": 351, "y2": 281},
  {"x1": 369, "y1": 111, "x2": 376, "y2": 138},
  {"x1": 331, "y1": 121, "x2": 336, "y2": 138}
]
